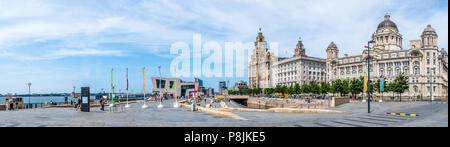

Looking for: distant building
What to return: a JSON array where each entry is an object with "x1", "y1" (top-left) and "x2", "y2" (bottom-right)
[
  {"x1": 218, "y1": 81, "x2": 227, "y2": 94},
  {"x1": 152, "y1": 78, "x2": 206, "y2": 98}
]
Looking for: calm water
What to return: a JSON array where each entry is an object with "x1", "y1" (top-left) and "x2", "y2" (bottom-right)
[{"x1": 0, "y1": 96, "x2": 75, "y2": 104}]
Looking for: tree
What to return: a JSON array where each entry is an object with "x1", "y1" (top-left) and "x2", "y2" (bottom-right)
[
  {"x1": 300, "y1": 83, "x2": 310, "y2": 94},
  {"x1": 342, "y1": 80, "x2": 350, "y2": 96},
  {"x1": 319, "y1": 82, "x2": 330, "y2": 97},
  {"x1": 309, "y1": 81, "x2": 320, "y2": 95},
  {"x1": 331, "y1": 80, "x2": 343, "y2": 96},
  {"x1": 294, "y1": 83, "x2": 301, "y2": 94},
  {"x1": 391, "y1": 73, "x2": 409, "y2": 101},
  {"x1": 349, "y1": 78, "x2": 363, "y2": 98}
]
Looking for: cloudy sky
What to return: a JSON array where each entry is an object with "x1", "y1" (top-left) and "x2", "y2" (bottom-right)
[{"x1": 0, "y1": 0, "x2": 448, "y2": 94}]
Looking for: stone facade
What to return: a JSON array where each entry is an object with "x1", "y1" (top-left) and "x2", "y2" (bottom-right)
[
  {"x1": 248, "y1": 31, "x2": 277, "y2": 89},
  {"x1": 249, "y1": 13, "x2": 448, "y2": 100},
  {"x1": 326, "y1": 13, "x2": 448, "y2": 100}
]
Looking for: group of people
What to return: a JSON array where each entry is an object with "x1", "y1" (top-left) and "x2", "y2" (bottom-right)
[{"x1": 5, "y1": 98, "x2": 15, "y2": 111}]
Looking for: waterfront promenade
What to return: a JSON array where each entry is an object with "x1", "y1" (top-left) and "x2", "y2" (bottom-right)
[{"x1": 0, "y1": 98, "x2": 447, "y2": 127}]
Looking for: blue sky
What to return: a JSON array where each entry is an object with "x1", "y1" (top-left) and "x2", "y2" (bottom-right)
[{"x1": 0, "y1": 0, "x2": 448, "y2": 94}]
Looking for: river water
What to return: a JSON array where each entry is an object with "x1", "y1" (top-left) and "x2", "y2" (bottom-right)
[{"x1": 0, "y1": 96, "x2": 76, "y2": 104}]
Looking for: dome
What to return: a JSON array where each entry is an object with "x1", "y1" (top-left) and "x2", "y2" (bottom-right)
[
  {"x1": 377, "y1": 13, "x2": 398, "y2": 31},
  {"x1": 423, "y1": 24, "x2": 436, "y2": 33},
  {"x1": 328, "y1": 41, "x2": 337, "y2": 48}
]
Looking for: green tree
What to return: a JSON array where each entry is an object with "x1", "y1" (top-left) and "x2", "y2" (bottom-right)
[
  {"x1": 349, "y1": 78, "x2": 363, "y2": 98},
  {"x1": 300, "y1": 83, "x2": 310, "y2": 94},
  {"x1": 331, "y1": 80, "x2": 343, "y2": 96},
  {"x1": 309, "y1": 81, "x2": 320, "y2": 95},
  {"x1": 342, "y1": 80, "x2": 350, "y2": 96},
  {"x1": 319, "y1": 82, "x2": 330, "y2": 97},
  {"x1": 294, "y1": 83, "x2": 301, "y2": 94},
  {"x1": 391, "y1": 73, "x2": 409, "y2": 101}
]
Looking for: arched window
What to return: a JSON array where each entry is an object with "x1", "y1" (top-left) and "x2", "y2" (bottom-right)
[
  {"x1": 414, "y1": 67, "x2": 420, "y2": 75},
  {"x1": 380, "y1": 69, "x2": 385, "y2": 76},
  {"x1": 404, "y1": 68, "x2": 409, "y2": 75},
  {"x1": 396, "y1": 68, "x2": 401, "y2": 75},
  {"x1": 413, "y1": 86, "x2": 418, "y2": 93}
]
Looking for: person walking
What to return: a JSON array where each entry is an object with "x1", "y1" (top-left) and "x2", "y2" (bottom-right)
[
  {"x1": 9, "y1": 99, "x2": 14, "y2": 111},
  {"x1": 100, "y1": 98, "x2": 105, "y2": 111},
  {"x1": 5, "y1": 99, "x2": 9, "y2": 111}
]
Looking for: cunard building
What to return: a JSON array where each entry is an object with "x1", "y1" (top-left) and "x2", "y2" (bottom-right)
[{"x1": 326, "y1": 13, "x2": 448, "y2": 100}]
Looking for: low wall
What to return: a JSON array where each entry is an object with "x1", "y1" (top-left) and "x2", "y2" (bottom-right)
[
  {"x1": 0, "y1": 104, "x2": 5, "y2": 110},
  {"x1": 247, "y1": 98, "x2": 331, "y2": 109},
  {"x1": 331, "y1": 97, "x2": 350, "y2": 107}
]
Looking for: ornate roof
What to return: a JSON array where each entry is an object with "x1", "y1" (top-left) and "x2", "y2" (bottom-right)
[
  {"x1": 423, "y1": 24, "x2": 436, "y2": 33},
  {"x1": 377, "y1": 13, "x2": 398, "y2": 31},
  {"x1": 328, "y1": 41, "x2": 337, "y2": 49}
]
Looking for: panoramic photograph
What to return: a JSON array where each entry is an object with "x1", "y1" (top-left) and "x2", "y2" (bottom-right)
[{"x1": 0, "y1": 0, "x2": 448, "y2": 135}]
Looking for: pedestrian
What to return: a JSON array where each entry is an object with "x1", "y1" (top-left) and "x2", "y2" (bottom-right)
[
  {"x1": 76, "y1": 98, "x2": 81, "y2": 111},
  {"x1": 5, "y1": 99, "x2": 9, "y2": 111},
  {"x1": 9, "y1": 99, "x2": 14, "y2": 111},
  {"x1": 100, "y1": 98, "x2": 105, "y2": 111}
]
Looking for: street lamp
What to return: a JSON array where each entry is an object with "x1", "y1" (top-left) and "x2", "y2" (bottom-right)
[
  {"x1": 28, "y1": 82, "x2": 31, "y2": 109},
  {"x1": 367, "y1": 40, "x2": 375, "y2": 113}
]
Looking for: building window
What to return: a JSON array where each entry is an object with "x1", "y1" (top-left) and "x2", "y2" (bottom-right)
[
  {"x1": 427, "y1": 52, "x2": 430, "y2": 57},
  {"x1": 388, "y1": 69, "x2": 392, "y2": 76},
  {"x1": 404, "y1": 68, "x2": 409, "y2": 75},
  {"x1": 380, "y1": 69, "x2": 385, "y2": 76},
  {"x1": 427, "y1": 59, "x2": 430, "y2": 65},
  {"x1": 427, "y1": 68, "x2": 430, "y2": 74},
  {"x1": 414, "y1": 68, "x2": 420, "y2": 75},
  {"x1": 413, "y1": 86, "x2": 418, "y2": 93},
  {"x1": 396, "y1": 68, "x2": 401, "y2": 75},
  {"x1": 433, "y1": 59, "x2": 436, "y2": 65}
]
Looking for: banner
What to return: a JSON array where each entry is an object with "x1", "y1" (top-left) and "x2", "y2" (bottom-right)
[
  {"x1": 126, "y1": 68, "x2": 129, "y2": 91},
  {"x1": 111, "y1": 68, "x2": 115, "y2": 104},
  {"x1": 364, "y1": 76, "x2": 368, "y2": 92},
  {"x1": 380, "y1": 78, "x2": 384, "y2": 92},
  {"x1": 143, "y1": 67, "x2": 145, "y2": 91},
  {"x1": 172, "y1": 67, "x2": 177, "y2": 89}
]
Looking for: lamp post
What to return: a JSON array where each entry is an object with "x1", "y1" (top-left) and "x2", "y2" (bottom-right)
[
  {"x1": 429, "y1": 72, "x2": 433, "y2": 103},
  {"x1": 28, "y1": 82, "x2": 31, "y2": 109},
  {"x1": 157, "y1": 66, "x2": 164, "y2": 109},
  {"x1": 367, "y1": 40, "x2": 375, "y2": 113}
]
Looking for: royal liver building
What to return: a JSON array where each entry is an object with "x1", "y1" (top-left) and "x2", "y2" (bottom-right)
[
  {"x1": 249, "y1": 31, "x2": 277, "y2": 89},
  {"x1": 326, "y1": 13, "x2": 448, "y2": 99}
]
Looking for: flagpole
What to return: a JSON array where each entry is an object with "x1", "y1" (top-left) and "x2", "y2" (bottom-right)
[
  {"x1": 173, "y1": 66, "x2": 180, "y2": 108},
  {"x1": 142, "y1": 67, "x2": 148, "y2": 109},
  {"x1": 125, "y1": 68, "x2": 130, "y2": 108},
  {"x1": 158, "y1": 66, "x2": 164, "y2": 109}
]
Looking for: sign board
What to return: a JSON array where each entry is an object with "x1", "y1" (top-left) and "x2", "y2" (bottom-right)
[
  {"x1": 80, "y1": 87, "x2": 90, "y2": 112},
  {"x1": 380, "y1": 78, "x2": 385, "y2": 92}
]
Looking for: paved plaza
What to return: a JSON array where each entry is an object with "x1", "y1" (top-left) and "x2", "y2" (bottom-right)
[{"x1": 0, "y1": 99, "x2": 447, "y2": 127}]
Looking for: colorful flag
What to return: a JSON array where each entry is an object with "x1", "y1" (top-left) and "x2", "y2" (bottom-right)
[
  {"x1": 364, "y1": 76, "x2": 368, "y2": 92},
  {"x1": 172, "y1": 67, "x2": 176, "y2": 89},
  {"x1": 142, "y1": 67, "x2": 145, "y2": 91},
  {"x1": 111, "y1": 68, "x2": 115, "y2": 104},
  {"x1": 126, "y1": 68, "x2": 129, "y2": 91},
  {"x1": 380, "y1": 78, "x2": 385, "y2": 92}
]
